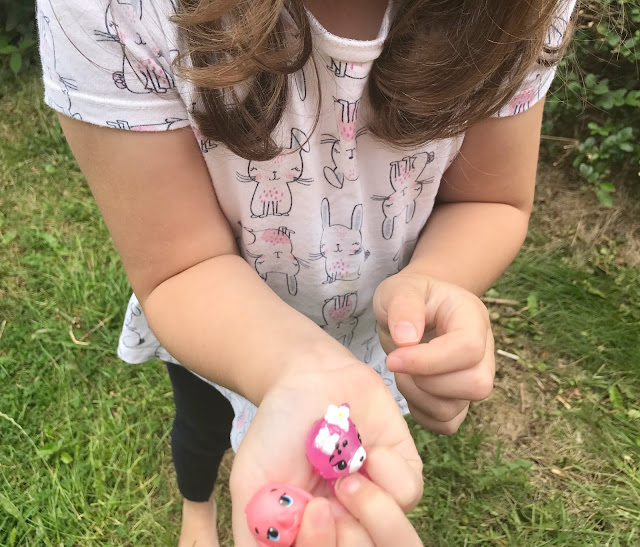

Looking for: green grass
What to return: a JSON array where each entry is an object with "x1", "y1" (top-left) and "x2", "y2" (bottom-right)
[{"x1": 1, "y1": 67, "x2": 639, "y2": 545}]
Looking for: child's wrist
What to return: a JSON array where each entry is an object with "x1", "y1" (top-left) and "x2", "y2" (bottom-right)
[
  {"x1": 243, "y1": 337, "x2": 359, "y2": 406},
  {"x1": 279, "y1": 340, "x2": 358, "y2": 383}
]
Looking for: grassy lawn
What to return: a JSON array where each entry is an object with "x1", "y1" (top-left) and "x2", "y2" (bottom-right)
[{"x1": 1, "y1": 68, "x2": 639, "y2": 546}]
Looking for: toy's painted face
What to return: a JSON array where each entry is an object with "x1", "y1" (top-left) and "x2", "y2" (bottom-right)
[
  {"x1": 245, "y1": 484, "x2": 313, "y2": 546},
  {"x1": 306, "y1": 403, "x2": 366, "y2": 481}
]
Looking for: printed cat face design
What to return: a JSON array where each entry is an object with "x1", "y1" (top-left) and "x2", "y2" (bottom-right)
[{"x1": 248, "y1": 154, "x2": 303, "y2": 184}]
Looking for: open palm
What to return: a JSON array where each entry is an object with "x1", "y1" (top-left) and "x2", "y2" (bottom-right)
[{"x1": 229, "y1": 361, "x2": 423, "y2": 546}]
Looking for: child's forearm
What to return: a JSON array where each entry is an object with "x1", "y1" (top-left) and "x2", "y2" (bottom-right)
[
  {"x1": 142, "y1": 254, "x2": 354, "y2": 405},
  {"x1": 404, "y1": 201, "x2": 531, "y2": 296}
]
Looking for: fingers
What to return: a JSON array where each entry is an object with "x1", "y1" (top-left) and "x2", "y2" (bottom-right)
[
  {"x1": 383, "y1": 286, "x2": 428, "y2": 347},
  {"x1": 374, "y1": 275, "x2": 429, "y2": 347},
  {"x1": 408, "y1": 400, "x2": 469, "y2": 436},
  {"x1": 363, "y1": 446, "x2": 423, "y2": 512},
  {"x1": 410, "y1": 330, "x2": 495, "y2": 400},
  {"x1": 335, "y1": 474, "x2": 423, "y2": 547},
  {"x1": 386, "y1": 323, "x2": 489, "y2": 377},
  {"x1": 330, "y1": 501, "x2": 375, "y2": 547},
  {"x1": 395, "y1": 373, "x2": 470, "y2": 422},
  {"x1": 296, "y1": 497, "x2": 336, "y2": 547}
]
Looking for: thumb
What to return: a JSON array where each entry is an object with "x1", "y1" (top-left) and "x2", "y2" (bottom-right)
[
  {"x1": 296, "y1": 497, "x2": 337, "y2": 547},
  {"x1": 375, "y1": 279, "x2": 427, "y2": 348}
]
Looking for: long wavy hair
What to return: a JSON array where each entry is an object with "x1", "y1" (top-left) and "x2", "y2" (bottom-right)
[{"x1": 171, "y1": 0, "x2": 574, "y2": 161}]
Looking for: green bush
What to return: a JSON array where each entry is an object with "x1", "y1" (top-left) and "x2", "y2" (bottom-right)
[
  {"x1": 544, "y1": 0, "x2": 640, "y2": 205},
  {"x1": 0, "y1": 1, "x2": 37, "y2": 74}
]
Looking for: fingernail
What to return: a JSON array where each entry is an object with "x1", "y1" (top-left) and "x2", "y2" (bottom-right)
[
  {"x1": 338, "y1": 474, "x2": 362, "y2": 495},
  {"x1": 386, "y1": 353, "x2": 405, "y2": 372},
  {"x1": 394, "y1": 321, "x2": 419, "y2": 344}
]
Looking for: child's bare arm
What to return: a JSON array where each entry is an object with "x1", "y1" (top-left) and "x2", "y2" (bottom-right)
[
  {"x1": 405, "y1": 98, "x2": 546, "y2": 293},
  {"x1": 58, "y1": 115, "x2": 353, "y2": 405},
  {"x1": 374, "y1": 99, "x2": 546, "y2": 433}
]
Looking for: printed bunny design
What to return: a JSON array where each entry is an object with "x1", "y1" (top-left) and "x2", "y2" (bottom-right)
[
  {"x1": 373, "y1": 151, "x2": 436, "y2": 240},
  {"x1": 121, "y1": 300, "x2": 145, "y2": 347},
  {"x1": 312, "y1": 199, "x2": 369, "y2": 283},
  {"x1": 320, "y1": 293, "x2": 358, "y2": 347},
  {"x1": 326, "y1": 58, "x2": 369, "y2": 79},
  {"x1": 322, "y1": 99, "x2": 367, "y2": 189},
  {"x1": 232, "y1": 404, "x2": 257, "y2": 454},
  {"x1": 294, "y1": 66, "x2": 307, "y2": 102},
  {"x1": 191, "y1": 125, "x2": 217, "y2": 153},
  {"x1": 106, "y1": 117, "x2": 186, "y2": 131},
  {"x1": 38, "y1": 11, "x2": 82, "y2": 120},
  {"x1": 362, "y1": 323, "x2": 378, "y2": 364},
  {"x1": 508, "y1": 73, "x2": 542, "y2": 115},
  {"x1": 393, "y1": 238, "x2": 417, "y2": 272},
  {"x1": 95, "y1": 0, "x2": 177, "y2": 95},
  {"x1": 237, "y1": 128, "x2": 312, "y2": 218},
  {"x1": 239, "y1": 224, "x2": 306, "y2": 296}
]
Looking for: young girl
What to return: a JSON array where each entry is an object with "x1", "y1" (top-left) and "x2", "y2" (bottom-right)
[{"x1": 36, "y1": 0, "x2": 575, "y2": 544}]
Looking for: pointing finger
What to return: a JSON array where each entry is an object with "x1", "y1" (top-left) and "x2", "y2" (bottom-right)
[{"x1": 386, "y1": 326, "x2": 489, "y2": 376}]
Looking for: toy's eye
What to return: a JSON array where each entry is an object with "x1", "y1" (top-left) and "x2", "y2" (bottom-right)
[
  {"x1": 267, "y1": 527, "x2": 280, "y2": 541},
  {"x1": 342, "y1": 439, "x2": 348, "y2": 447},
  {"x1": 279, "y1": 494, "x2": 293, "y2": 507},
  {"x1": 334, "y1": 460, "x2": 347, "y2": 471}
]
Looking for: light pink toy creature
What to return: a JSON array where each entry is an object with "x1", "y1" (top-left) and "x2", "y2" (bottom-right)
[
  {"x1": 305, "y1": 403, "x2": 367, "y2": 490},
  {"x1": 245, "y1": 483, "x2": 313, "y2": 546}
]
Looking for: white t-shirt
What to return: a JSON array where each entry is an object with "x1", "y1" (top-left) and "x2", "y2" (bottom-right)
[{"x1": 37, "y1": 0, "x2": 575, "y2": 450}]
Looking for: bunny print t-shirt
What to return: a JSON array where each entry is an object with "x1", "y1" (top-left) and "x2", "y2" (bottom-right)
[{"x1": 37, "y1": 0, "x2": 576, "y2": 450}]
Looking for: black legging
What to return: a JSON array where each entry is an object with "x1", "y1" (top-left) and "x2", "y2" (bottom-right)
[{"x1": 166, "y1": 362, "x2": 235, "y2": 502}]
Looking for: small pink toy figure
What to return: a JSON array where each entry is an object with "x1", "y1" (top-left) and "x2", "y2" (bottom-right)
[
  {"x1": 306, "y1": 403, "x2": 366, "y2": 489},
  {"x1": 245, "y1": 483, "x2": 313, "y2": 546}
]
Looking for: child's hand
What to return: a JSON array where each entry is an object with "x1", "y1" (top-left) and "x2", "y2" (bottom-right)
[
  {"x1": 295, "y1": 463, "x2": 422, "y2": 547},
  {"x1": 373, "y1": 271, "x2": 495, "y2": 434},
  {"x1": 229, "y1": 359, "x2": 423, "y2": 546}
]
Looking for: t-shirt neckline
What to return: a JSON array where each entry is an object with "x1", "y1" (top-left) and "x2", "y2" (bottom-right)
[{"x1": 305, "y1": 1, "x2": 394, "y2": 63}]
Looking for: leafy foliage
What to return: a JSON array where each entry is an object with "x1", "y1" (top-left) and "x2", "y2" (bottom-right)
[
  {"x1": 545, "y1": 0, "x2": 640, "y2": 205},
  {"x1": 0, "y1": 1, "x2": 37, "y2": 74}
]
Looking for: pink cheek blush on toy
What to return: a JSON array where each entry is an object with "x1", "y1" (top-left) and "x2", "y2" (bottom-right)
[
  {"x1": 245, "y1": 483, "x2": 313, "y2": 546},
  {"x1": 305, "y1": 403, "x2": 366, "y2": 490}
]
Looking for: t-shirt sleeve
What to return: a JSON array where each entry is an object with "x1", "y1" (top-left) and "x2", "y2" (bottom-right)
[
  {"x1": 36, "y1": 0, "x2": 190, "y2": 131},
  {"x1": 494, "y1": 0, "x2": 576, "y2": 117}
]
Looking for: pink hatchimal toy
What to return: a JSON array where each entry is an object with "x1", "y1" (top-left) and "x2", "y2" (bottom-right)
[
  {"x1": 305, "y1": 403, "x2": 366, "y2": 490},
  {"x1": 245, "y1": 483, "x2": 313, "y2": 546}
]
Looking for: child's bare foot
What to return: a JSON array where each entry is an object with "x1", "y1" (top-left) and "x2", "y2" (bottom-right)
[{"x1": 178, "y1": 495, "x2": 220, "y2": 547}]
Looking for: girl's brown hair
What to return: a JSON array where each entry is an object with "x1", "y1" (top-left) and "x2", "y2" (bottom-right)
[{"x1": 172, "y1": 0, "x2": 573, "y2": 161}]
